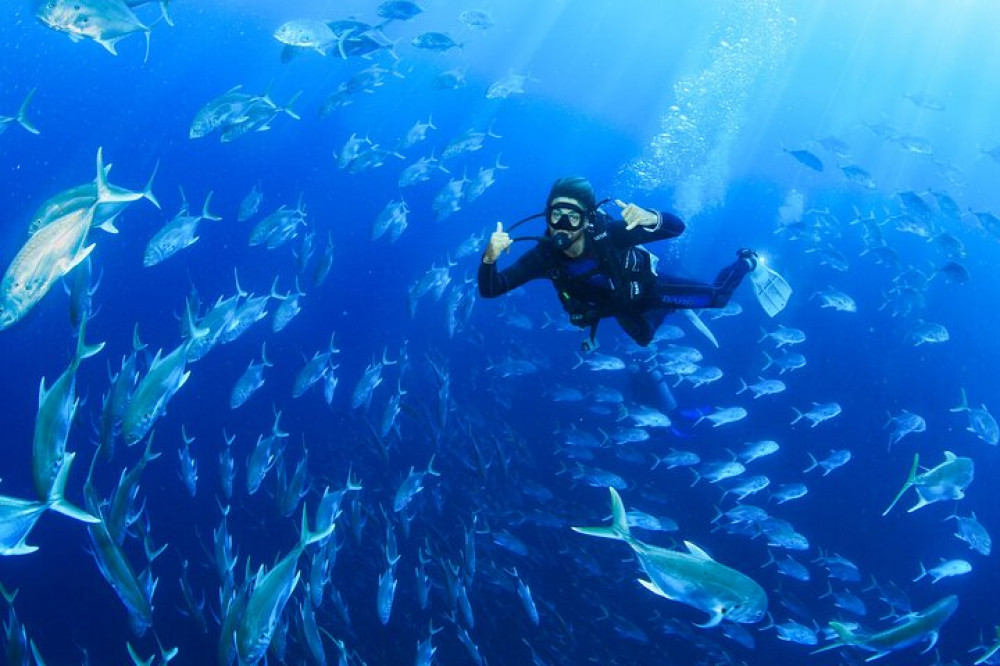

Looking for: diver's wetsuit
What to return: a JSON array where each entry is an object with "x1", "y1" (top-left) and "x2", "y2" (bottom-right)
[{"x1": 478, "y1": 209, "x2": 753, "y2": 346}]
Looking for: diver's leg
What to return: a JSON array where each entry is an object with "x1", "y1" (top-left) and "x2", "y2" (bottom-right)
[
  {"x1": 628, "y1": 362, "x2": 678, "y2": 412},
  {"x1": 654, "y1": 251, "x2": 756, "y2": 309},
  {"x1": 616, "y1": 311, "x2": 659, "y2": 347}
]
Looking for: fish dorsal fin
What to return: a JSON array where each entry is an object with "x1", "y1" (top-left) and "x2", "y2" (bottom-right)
[
  {"x1": 684, "y1": 540, "x2": 713, "y2": 561},
  {"x1": 943, "y1": 451, "x2": 957, "y2": 462}
]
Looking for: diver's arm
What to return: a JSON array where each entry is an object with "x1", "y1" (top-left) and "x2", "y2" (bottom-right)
[
  {"x1": 602, "y1": 207, "x2": 685, "y2": 247},
  {"x1": 478, "y1": 247, "x2": 550, "y2": 298},
  {"x1": 618, "y1": 210, "x2": 685, "y2": 244},
  {"x1": 612, "y1": 199, "x2": 685, "y2": 243}
]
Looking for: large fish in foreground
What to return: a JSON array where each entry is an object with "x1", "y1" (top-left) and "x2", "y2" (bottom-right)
[
  {"x1": 233, "y1": 507, "x2": 335, "y2": 665},
  {"x1": 811, "y1": 595, "x2": 958, "y2": 661},
  {"x1": 28, "y1": 158, "x2": 159, "y2": 237},
  {"x1": 0, "y1": 148, "x2": 131, "y2": 330},
  {"x1": 573, "y1": 487, "x2": 767, "y2": 627},
  {"x1": 32, "y1": 315, "x2": 104, "y2": 500},
  {"x1": 36, "y1": 0, "x2": 153, "y2": 59}
]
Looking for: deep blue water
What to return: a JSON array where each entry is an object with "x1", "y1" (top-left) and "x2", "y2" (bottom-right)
[{"x1": 3, "y1": 0, "x2": 1000, "y2": 664}]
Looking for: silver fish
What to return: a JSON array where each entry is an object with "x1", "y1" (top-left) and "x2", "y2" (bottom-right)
[
  {"x1": 120, "y1": 305, "x2": 206, "y2": 445},
  {"x1": 238, "y1": 181, "x2": 263, "y2": 221},
  {"x1": 574, "y1": 488, "x2": 767, "y2": 627},
  {"x1": 32, "y1": 315, "x2": 104, "y2": 500},
  {"x1": 231, "y1": 343, "x2": 272, "y2": 409},
  {"x1": 143, "y1": 191, "x2": 221, "y2": 267},
  {"x1": 393, "y1": 456, "x2": 439, "y2": 513},
  {"x1": 246, "y1": 411, "x2": 288, "y2": 495},
  {"x1": 812, "y1": 595, "x2": 957, "y2": 662},
  {"x1": 273, "y1": 20, "x2": 337, "y2": 55},
  {"x1": 883, "y1": 451, "x2": 974, "y2": 515},
  {"x1": 235, "y1": 508, "x2": 334, "y2": 663},
  {"x1": 37, "y1": 0, "x2": 152, "y2": 60},
  {"x1": 0, "y1": 149, "x2": 129, "y2": 329}
]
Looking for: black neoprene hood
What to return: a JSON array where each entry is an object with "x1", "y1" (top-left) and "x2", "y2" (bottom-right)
[{"x1": 546, "y1": 176, "x2": 596, "y2": 211}]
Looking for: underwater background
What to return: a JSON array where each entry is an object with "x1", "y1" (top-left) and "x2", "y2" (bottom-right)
[{"x1": 2, "y1": 0, "x2": 1000, "y2": 664}]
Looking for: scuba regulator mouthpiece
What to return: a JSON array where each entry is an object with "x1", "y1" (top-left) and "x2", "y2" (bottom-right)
[{"x1": 549, "y1": 233, "x2": 575, "y2": 251}]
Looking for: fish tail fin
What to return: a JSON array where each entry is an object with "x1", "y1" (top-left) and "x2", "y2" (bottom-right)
[
  {"x1": 883, "y1": 453, "x2": 919, "y2": 516},
  {"x1": 48, "y1": 453, "x2": 100, "y2": 524},
  {"x1": 129, "y1": 323, "x2": 145, "y2": 353},
  {"x1": 127, "y1": 643, "x2": 155, "y2": 666},
  {"x1": 16, "y1": 88, "x2": 39, "y2": 135},
  {"x1": 233, "y1": 268, "x2": 248, "y2": 299},
  {"x1": 142, "y1": 160, "x2": 161, "y2": 209},
  {"x1": 0, "y1": 583, "x2": 17, "y2": 605},
  {"x1": 140, "y1": 431, "x2": 161, "y2": 464},
  {"x1": 142, "y1": 27, "x2": 151, "y2": 65},
  {"x1": 73, "y1": 314, "x2": 105, "y2": 367},
  {"x1": 95, "y1": 147, "x2": 111, "y2": 203},
  {"x1": 300, "y1": 504, "x2": 335, "y2": 549},
  {"x1": 268, "y1": 277, "x2": 285, "y2": 301},
  {"x1": 93, "y1": 148, "x2": 141, "y2": 207},
  {"x1": 571, "y1": 487, "x2": 630, "y2": 540},
  {"x1": 183, "y1": 299, "x2": 209, "y2": 342},
  {"x1": 790, "y1": 407, "x2": 804, "y2": 425},
  {"x1": 949, "y1": 388, "x2": 969, "y2": 412},
  {"x1": 159, "y1": 0, "x2": 174, "y2": 27},
  {"x1": 282, "y1": 92, "x2": 303, "y2": 120},
  {"x1": 761, "y1": 350, "x2": 774, "y2": 370},
  {"x1": 270, "y1": 408, "x2": 289, "y2": 439},
  {"x1": 689, "y1": 468, "x2": 702, "y2": 487},
  {"x1": 201, "y1": 191, "x2": 222, "y2": 221}
]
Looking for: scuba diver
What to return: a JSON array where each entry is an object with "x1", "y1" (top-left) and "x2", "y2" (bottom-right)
[{"x1": 478, "y1": 176, "x2": 790, "y2": 350}]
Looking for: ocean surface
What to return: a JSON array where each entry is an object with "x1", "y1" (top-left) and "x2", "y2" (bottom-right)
[{"x1": 2, "y1": 0, "x2": 1000, "y2": 664}]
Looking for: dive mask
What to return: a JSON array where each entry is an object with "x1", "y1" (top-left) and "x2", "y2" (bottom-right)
[{"x1": 547, "y1": 202, "x2": 587, "y2": 232}]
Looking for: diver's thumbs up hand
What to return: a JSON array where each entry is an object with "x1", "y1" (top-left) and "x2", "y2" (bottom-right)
[
  {"x1": 483, "y1": 221, "x2": 512, "y2": 264},
  {"x1": 616, "y1": 199, "x2": 658, "y2": 230}
]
